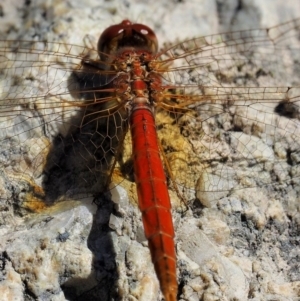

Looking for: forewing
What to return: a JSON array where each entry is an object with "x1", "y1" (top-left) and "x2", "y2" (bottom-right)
[
  {"x1": 0, "y1": 40, "x2": 127, "y2": 206},
  {"x1": 154, "y1": 18, "x2": 300, "y2": 204}
]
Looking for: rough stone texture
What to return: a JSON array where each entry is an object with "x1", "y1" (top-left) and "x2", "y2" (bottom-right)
[{"x1": 0, "y1": 0, "x2": 300, "y2": 301}]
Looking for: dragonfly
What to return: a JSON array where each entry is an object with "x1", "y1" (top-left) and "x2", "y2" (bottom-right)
[{"x1": 1, "y1": 18, "x2": 300, "y2": 301}]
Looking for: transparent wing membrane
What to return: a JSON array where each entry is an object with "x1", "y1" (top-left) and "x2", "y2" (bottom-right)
[{"x1": 1, "y1": 19, "x2": 300, "y2": 210}]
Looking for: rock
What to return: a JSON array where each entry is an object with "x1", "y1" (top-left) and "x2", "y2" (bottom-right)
[{"x1": 0, "y1": 1, "x2": 299, "y2": 301}]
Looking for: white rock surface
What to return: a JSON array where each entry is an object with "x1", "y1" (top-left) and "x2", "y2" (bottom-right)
[{"x1": 0, "y1": 0, "x2": 299, "y2": 301}]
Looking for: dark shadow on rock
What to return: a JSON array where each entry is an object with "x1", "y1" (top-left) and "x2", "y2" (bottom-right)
[
  {"x1": 61, "y1": 194, "x2": 121, "y2": 301},
  {"x1": 40, "y1": 60, "x2": 129, "y2": 300},
  {"x1": 42, "y1": 59, "x2": 128, "y2": 203}
]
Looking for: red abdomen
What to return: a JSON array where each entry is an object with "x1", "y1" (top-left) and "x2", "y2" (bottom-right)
[{"x1": 130, "y1": 106, "x2": 177, "y2": 301}]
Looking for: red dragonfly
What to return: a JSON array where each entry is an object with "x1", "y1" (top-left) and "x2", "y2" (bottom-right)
[{"x1": 1, "y1": 18, "x2": 300, "y2": 300}]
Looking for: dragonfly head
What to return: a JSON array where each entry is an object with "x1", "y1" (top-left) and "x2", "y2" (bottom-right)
[{"x1": 98, "y1": 19, "x2": 158, "y2": 60}]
